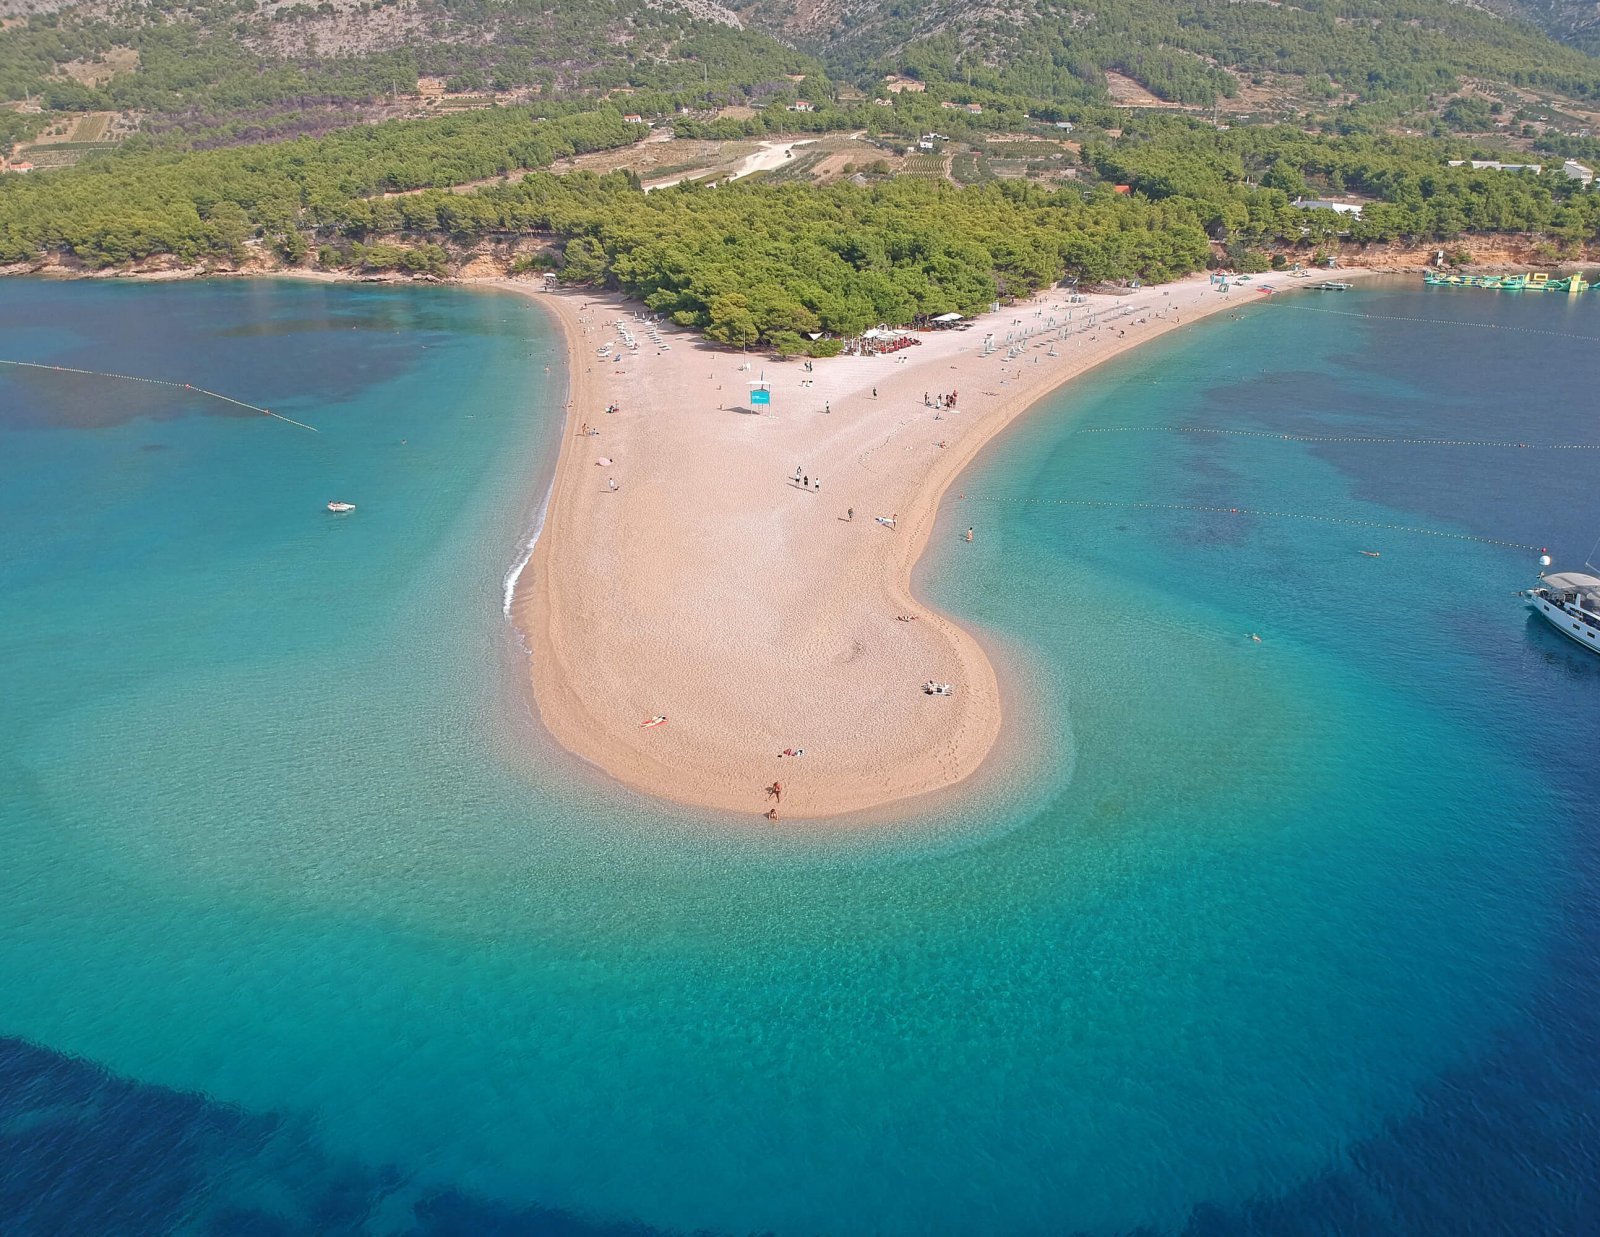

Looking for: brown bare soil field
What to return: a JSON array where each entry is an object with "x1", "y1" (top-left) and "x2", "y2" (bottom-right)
[
  {"x1": 58, "y1": 48, "x2": 139, "y2": 88},
  {"x1": 1104, "y1": 70, "x2": 1193, "y2": 108},
  {"x1": 810, "y1": 152, "x2": 857, "y2": 179},
  {"x1": 549, "y1": 137, "x2": 756, "y2": 182}
]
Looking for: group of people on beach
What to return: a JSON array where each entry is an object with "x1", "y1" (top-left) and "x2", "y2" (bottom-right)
[
  {"x1": 792, "y1": 466, "x2": 820, "y2": 491},
  {"x1": 926, "y1": 390, "x2": 959, "y2": 409}
]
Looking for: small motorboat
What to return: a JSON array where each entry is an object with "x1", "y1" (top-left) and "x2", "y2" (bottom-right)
[{"x1": 327, "y1": 501, "x2": 356, "y2": 513}]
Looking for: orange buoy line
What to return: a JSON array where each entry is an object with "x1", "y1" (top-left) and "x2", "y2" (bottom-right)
[
  {"x1": 959, "y1": 496, "x2": 1543, "y2": 551},
  {"x1": 0, "y1": 359, "x2": 317, "y2": 432}
]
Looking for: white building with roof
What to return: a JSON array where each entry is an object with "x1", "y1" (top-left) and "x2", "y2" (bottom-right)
[
  {"x1": 1448, "y1": 159, "x2": 1543, "y2": 173},
  {"x1": 1292, "y1": 197, "x2": 1363, "y2": 217}
]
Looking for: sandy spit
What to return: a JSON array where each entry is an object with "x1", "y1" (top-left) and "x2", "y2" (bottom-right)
[{"x1": 497, "y1": 269, "x2": 1374, "y2": 821}]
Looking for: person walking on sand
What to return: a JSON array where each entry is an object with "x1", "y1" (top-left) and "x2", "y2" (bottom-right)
[
  {"x1": 803, "y1": 475, "x2": 808, "y2": 489},
  {"x1": 825, "y1": 401, "x2": 831, "y2": 414},
  {"x1": 767, "y1": 781, "x2": 782, "y2": 804},
  {"x1": 847, "y1": 507, "x2": 854, "y2": 521}
]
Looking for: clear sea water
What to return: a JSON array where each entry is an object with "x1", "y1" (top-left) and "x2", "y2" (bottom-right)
[{"x1": 2, "y1": 276, "x2": 1597, "y2": 1235}]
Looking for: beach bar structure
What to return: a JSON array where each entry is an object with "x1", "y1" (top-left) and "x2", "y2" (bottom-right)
[{"x1": 851, "y1": 327, "x2": 922, "y2": 355}]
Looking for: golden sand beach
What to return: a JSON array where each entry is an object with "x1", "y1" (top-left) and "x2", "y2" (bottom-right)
[{"x1": 502, "y1": 271, "x2": 1365, "y2": 819}]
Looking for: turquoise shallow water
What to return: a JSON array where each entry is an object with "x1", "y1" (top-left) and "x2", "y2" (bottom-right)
[{"x1": 2, "y1": 277, "x2": 1597, "y2": 1234}]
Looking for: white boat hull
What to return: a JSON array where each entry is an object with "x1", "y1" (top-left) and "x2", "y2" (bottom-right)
[{"x1": 1528, "y1": 594, "x2": 1600, "y2": 654}]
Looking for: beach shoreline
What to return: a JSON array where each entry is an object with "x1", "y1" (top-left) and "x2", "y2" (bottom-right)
[
  {"x1": 495, "y1": 269, "x2": 1376, "y2": 820},
  {"x1": 0, "y1": 258, "x2": 1374, "y2": 820}
]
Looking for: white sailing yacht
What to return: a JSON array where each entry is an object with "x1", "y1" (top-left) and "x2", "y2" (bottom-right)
[{"x1": 1523, "y1": 553, "x2": 1600, "y2": 654}]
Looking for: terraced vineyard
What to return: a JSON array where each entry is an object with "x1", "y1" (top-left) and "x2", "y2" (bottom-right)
[
  {"x1": 70, "y1": 112, "x2": 111, "y2": 142},
  {"x1": 901, "y1": 153, "x2": 948, "y2": 179},
  {"x1": 14, "y1": 141, "x2": 118, "y2": 169}
]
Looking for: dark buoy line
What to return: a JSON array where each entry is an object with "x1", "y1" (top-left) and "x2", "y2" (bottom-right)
[{"x1": 0, "y1": 358, "x2": 317, "y2": 432}]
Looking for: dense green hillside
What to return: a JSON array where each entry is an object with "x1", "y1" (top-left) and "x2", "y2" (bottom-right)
[
  {"x1": 7, "y1": 99, "x2": 1600, "y2": 341},
  {"x1": 9, "y1": 0, "x2": 1600, "y2": 161},
  {"x1": 0, "y1": 0, "x2": 821, "y2": 140},
  {"x1": 730, "y1": 0, "x2": 1600, "y2": 107},
  {"x1": 7, "y1": 0, "x2": 1600, "y2": 346}
]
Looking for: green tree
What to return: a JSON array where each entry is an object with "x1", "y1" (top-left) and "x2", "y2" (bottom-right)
[
  {"x1": 768, "y1": 329, "x2": 806, "y2": 357},
  {"x1": 561, "y1": 236, "x2": 609, "y2": 283},
  {"x1": 705, "y1": 293, "x2": 760, "y2": 347}
]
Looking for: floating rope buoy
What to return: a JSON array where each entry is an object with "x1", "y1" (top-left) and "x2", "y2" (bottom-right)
[{"x1": 0, "y1": 358, "x2": 316, "y2": 432}]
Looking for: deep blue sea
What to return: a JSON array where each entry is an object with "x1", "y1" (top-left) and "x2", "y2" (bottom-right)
[{"x1": 1, "y1": 276, "x2": 1597, "y2": 1236}]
